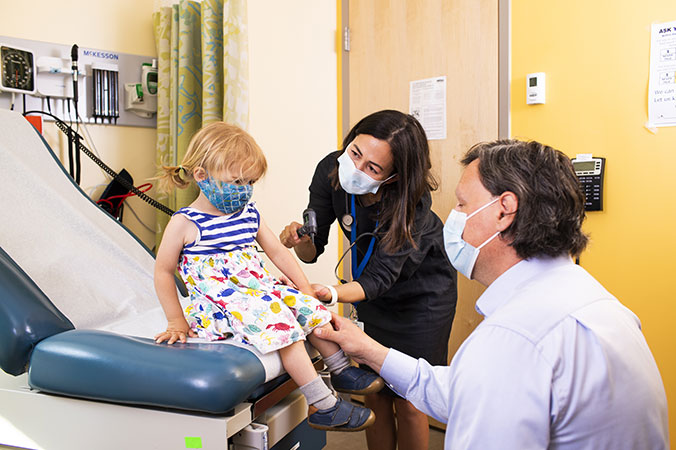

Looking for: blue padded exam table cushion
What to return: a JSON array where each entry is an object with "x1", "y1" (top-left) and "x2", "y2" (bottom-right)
[
  {"x1": 0, "y1": 243, "x2": 266, "y2": 414},
  {"x1": 0, "y1": 246, "x2": 74, "y2": 376},
  {"x1": 29, "y1": 329, "x2": 267, "y2": 414}
]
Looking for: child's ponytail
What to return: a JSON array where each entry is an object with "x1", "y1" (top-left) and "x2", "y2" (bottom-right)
[{"x1": 155, "y1": 165, "x2": 192, "y2": 193}]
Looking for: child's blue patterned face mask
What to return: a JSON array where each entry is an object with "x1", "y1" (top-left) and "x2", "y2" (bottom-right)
[{"x1": 197, "y1": 176, "x2": 253, "y2": 214}]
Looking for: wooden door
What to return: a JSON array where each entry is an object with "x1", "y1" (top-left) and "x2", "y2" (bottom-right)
[{"x1": 346, "y1": 0, "x2": 500, "y2": 385}]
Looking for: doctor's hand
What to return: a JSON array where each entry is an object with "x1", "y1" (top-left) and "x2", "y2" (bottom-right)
[
  {"x1": 311, "y1": 284, "x2": 332, "y2": 303},
  {"x1": 279, "y1": 221, "x2": 308, "y2": 248},
  {"x1": 314, "y1": 312, "x2": 390, "y2": 373},
  {"x1": 154, "y1": 318, "x2": 197, "y2": 345}
]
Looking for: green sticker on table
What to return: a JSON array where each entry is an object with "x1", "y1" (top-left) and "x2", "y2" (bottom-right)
[{"x1": 185, "y1": 437, "x2": 202, "y2": 448}]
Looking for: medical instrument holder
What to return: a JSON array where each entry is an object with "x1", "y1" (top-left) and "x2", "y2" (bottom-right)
[{"x1": 296, "y1": 208, "x2": 317, "y2": 244}]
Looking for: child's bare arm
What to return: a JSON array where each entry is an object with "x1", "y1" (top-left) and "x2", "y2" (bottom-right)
[
  {"x1": 256, "y1": 217, "x2": 313, "y2": 295},
  {"x1": 153, "y1": 215, "x2": 197, "y2": 344}
]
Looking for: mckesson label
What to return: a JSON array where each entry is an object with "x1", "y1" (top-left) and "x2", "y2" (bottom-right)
[{"x1": 82, "y1": 50, "x2": 119, "y2": 61}]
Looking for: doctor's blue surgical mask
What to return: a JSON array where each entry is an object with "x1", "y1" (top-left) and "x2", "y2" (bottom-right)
[
  {"x1": 337, "y1": 148, "x2": 395, "y2": 195},
  {"x1": 443, "y1": 197, "x2": 501, "y2": 280},
  {"x1": 197, "y1": 176, "x2": 253, "y2": 215}
]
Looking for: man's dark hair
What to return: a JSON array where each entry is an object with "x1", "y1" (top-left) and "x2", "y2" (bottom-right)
[{"x1": 461, "y1": 139, "x2": 588, "y2": 259}]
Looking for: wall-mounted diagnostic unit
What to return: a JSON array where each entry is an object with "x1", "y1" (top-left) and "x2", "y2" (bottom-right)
[
  {"x1": 0, "y1": 35, "x2": 156, "y2": 128},
  {"x1": 571, "y1": 155, "x2": 605, "y2": 211}
]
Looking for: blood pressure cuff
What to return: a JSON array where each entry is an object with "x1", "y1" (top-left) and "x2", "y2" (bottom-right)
[{"x1": 0, "y1": 246, "x2": 74, "y2": 376}]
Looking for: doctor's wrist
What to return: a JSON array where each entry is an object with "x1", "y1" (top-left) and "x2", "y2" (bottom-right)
[{"x1": 323, "y1": 284, "x2": 338, "y2": 306}]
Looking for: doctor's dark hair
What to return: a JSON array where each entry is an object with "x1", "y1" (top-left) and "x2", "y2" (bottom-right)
[
  {"x1": 332, "y1": 109, "x2": 438, "y2": 253},
  {"x1": 461, "y1": 139, "x2": 588, "y2": 259}
]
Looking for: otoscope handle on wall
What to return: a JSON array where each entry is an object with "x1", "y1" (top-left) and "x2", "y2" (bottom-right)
[{"x1": 297, "y1": 208, "x2": 318, "y2": 244}]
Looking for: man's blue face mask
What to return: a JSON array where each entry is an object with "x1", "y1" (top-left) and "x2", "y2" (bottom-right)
[
  {"x1": 443, "y1": 197, "x2": 500, "y2": 280},
  {"x1": 197, "y1": 176, "x2": 253, "y2": 215}
]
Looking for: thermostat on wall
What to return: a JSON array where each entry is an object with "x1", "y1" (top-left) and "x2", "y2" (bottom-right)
[{"x1": 526, "y1": 72, "x2": 545, "y2": 105}]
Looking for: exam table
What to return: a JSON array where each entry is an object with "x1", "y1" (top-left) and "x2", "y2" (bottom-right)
[{"x1": 0, "y1": 109, "x2": 325, "y2": 449}]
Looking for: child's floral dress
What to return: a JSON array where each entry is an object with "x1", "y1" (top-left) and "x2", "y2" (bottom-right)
[{"x1": 175, "y1": 203, "x2": 330, "y2": 354}]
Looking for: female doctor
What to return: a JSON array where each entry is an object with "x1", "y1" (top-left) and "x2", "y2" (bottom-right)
[{"x1": 280, "y1": 110, "x2": 457, "y2": 450}]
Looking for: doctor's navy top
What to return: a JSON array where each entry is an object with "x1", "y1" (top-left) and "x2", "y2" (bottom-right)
[
  {"x1": 381, "y1": 256, "x2": 669, "y2": 450},
  {"x1": 176, "y1": 202, "x2": 259, "y2": 255}
]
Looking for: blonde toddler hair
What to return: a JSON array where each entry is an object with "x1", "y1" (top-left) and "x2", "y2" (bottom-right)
[{"x1": 156, "y1": 122, "x2": 267, "y2": 193}]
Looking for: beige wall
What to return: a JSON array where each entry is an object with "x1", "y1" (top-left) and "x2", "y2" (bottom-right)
[
  {"x1": 1, "y1": 0, "x2": 339, "y2": 282},
  {"x1": 249, "y1": 0, "x2": 339, "y2": 285},
  {"x1": 0, "y1": 0, "x2": 158, "y2": 249}
]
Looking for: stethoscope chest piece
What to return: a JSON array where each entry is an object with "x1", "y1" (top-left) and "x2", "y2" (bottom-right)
[{"x1": 341, "y1": 214, "x2": 353, "y2": 230}]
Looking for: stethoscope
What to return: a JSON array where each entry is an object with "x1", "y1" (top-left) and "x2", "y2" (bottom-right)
[{"x1": 335, "y1": 194, "x2": 379, "y2": 283}]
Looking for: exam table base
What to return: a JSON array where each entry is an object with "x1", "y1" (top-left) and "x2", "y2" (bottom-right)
[{"x1": 0, "y1": 371, "x2": 315, "y2": 450}]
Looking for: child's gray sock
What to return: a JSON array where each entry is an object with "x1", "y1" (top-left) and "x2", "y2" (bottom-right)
[
  {"x1": 299, "y1": 376, "x2": 337, "y2": 411},
  {"x1": 323, "y1": 349, "x2": 350, "y2": 375}
]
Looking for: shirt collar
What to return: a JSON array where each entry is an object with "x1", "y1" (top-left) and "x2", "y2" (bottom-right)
[{"x1": 475, "y1": 255, "x2": 574, "y2": 318}]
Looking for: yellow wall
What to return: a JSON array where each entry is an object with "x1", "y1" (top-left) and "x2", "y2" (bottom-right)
[
  {"x1": 512, "y1": 0, "x2": 676, "y2": 439},
  {"x1": 0, "y1": 0, "x2": 158, "y2": 248}
]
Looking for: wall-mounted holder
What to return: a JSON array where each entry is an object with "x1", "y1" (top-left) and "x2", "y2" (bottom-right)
[
  {"x1": 35, "y1": 56, "x2": 85, "y2": 99},
  {"x1": 88, "y1": 62, "x2": 120, "y2": 123},
  {"x1": 124, "y1": 60, "x2": 157, "y2": 119}
]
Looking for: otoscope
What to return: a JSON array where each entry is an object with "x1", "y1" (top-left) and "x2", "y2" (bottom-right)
[{"x1": 296, "y1": 208, "x2": 318, "y2": 244}]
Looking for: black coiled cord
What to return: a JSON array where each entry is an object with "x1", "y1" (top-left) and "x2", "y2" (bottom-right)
[{"x1": 23, "y1": 110, "x2": 174, "y2": 217}]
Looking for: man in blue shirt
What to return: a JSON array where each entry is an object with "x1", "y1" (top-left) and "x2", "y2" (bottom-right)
[{"x1": 315, "y1": 139, "x2": 669, "y2": 449}]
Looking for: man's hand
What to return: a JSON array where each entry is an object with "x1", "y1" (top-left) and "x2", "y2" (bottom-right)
[{"x1": 313, "y1": 312, "x2": 390, "y2": 373}]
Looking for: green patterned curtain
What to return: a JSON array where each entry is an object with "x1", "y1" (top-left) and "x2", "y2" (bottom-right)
[{"x1": 153, "y1": 0, "x2": 249, "y2": 247}]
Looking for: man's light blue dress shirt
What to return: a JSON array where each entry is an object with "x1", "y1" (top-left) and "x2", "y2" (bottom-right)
[{"x1": 381, "y1": 256, "x2": 669, "y2": 449}]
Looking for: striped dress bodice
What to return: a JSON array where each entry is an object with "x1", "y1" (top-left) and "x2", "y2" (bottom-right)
[{"x1": 175, "y1": 202, "x2": 260, "y2": 256}]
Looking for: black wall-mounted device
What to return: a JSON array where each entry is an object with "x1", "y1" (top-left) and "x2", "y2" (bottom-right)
[{"x1": 571, "y1": 156, "x2": 605, "y2": 211}]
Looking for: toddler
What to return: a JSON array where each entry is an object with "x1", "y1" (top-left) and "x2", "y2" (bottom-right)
[{"x1": 154, "y1": 122, "x2": 382, "y2": 431}]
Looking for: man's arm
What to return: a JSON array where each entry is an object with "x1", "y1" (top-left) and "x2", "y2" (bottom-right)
[
  {"x1": 316, "y1": 314, "x2": 554, "y2": 448},
  {"x1": 314, "y1": 313, "x2": 453, "y2": 422}
]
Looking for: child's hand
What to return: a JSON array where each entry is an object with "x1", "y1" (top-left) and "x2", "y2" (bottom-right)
[{"x1": 154, "y1": 318, "x2": 197, "y2": 345}]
